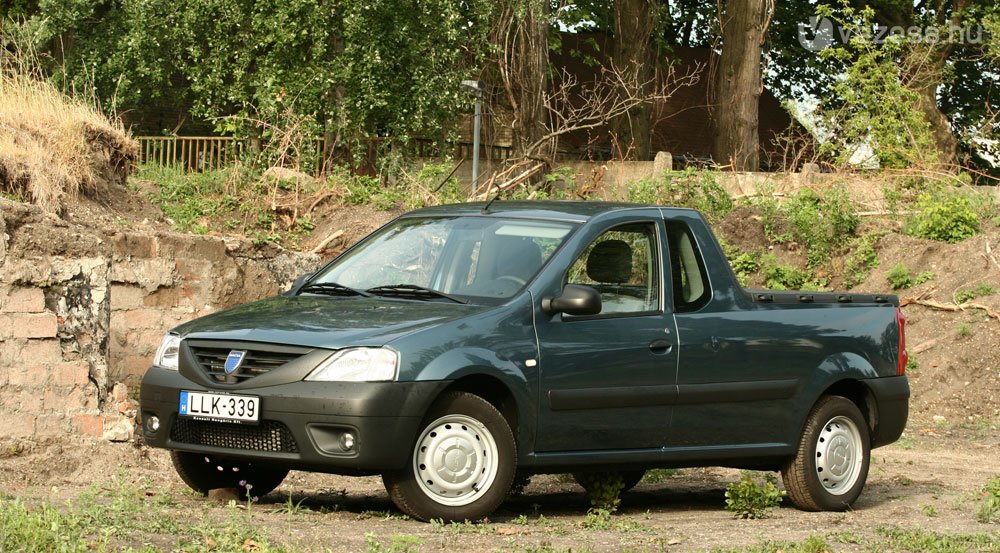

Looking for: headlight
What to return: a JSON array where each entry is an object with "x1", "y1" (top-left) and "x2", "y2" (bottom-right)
[
  {"x1": 305, "y1": 348, "x2": 398, "y2": 382},
  {"x1": 153, "y1": 334, "x2": 181, "y2": 370}
]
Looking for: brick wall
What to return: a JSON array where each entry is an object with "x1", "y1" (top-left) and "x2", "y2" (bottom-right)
[{"x1": 0, "y1": 203, "x2": 320, "y2": 442}]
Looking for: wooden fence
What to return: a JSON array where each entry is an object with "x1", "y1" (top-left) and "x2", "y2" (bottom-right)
[{"x1": 137, "y1": 136, "x2": 513, "y2": 176}]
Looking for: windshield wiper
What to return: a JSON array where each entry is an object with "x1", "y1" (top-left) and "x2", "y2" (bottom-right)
[
  {"x1": 299, "y1": 282, "x2": 371, "y2": 297},
  {"x1": 366, "y1": 284, "x2": 469, "y2": 304}
]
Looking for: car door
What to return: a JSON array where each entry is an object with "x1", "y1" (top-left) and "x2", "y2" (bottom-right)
[
  {"x1": 533, "y1": 219, "x2": 678, "y2": 452},
  {"x1": 665, "y1": 218, "x2": 802, "y2": 449}
]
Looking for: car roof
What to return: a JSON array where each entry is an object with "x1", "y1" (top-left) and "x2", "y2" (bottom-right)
[{"x1": 402, "y1": 201, "x2": 695, "y2": 224}]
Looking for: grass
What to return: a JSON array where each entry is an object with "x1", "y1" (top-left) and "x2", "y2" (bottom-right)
[{"x1": 0, "y1": 32, "x2": 136, "y2": 211}]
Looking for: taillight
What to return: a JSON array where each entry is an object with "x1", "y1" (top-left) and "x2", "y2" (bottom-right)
[{"x1": 896, "y1": 307, "x2": 907, "y2": 375}]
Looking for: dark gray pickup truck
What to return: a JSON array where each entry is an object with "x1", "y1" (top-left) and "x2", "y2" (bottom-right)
[{"x1": 141, "y1": 201, "x2": 909, "y2": 521}]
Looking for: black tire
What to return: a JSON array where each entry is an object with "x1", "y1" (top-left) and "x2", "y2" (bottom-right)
[
  {"x1": 382, "y1": 391, "x2": 516, "y2": 521},
  {"x1": 572, "y1": 470, "x2": 646, "y2": 494},
  {"x1": 781, "y1": 396, "x2": 871, "y2": 511},
  {"x1": 171, "y1": 451, "x2": 288, "y2": 499}
]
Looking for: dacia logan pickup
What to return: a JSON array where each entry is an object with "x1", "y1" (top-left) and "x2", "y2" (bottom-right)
[{"x1": 141, "y1": 201, "x2": 910, "y2": 521}]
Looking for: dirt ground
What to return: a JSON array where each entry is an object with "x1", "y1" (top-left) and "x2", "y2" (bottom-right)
[
  {"x1": 3, "y1": 179, "x2": 999, "y2": 551},
  {"x1": 1, "y1": 425, "x2": 998, "y2": 552}
]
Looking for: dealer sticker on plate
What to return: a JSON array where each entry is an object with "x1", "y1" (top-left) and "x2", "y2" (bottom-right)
[{"x1": 179, "y1": 391, "x2": 259, "y2": 424}]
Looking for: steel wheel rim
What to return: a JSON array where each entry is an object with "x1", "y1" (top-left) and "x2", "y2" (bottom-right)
[
  {"x1": 815, "y1": 415, "x2": 864, "y2": 495},
  {"x1": 413, "y1": 414, "x2": 499, "y2": 507}
]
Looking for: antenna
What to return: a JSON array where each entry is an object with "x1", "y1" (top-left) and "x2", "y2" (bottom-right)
[{"x1": 481, "y1": 182, "x2": 503, "y2": 214}]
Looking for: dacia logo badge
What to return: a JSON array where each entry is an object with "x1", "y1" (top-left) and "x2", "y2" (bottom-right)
[{"x1": 224, "y1": 350, "x2": 248, "y2": 375}]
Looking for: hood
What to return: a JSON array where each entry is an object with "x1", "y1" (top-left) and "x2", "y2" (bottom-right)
[{"x1": 171, "y1": 295, "x2": 489, "y2": 349}]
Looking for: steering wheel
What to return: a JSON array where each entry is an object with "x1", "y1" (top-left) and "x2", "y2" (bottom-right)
[{"x1": 496, "y1": 275, "x2": 527, "y2": 288}]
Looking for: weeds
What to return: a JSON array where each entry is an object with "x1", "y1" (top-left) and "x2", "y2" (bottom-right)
[
  {"x1": 711, "y1": 535, "x2": 831, "y2": 553},
  {"x1": 626, "y1": 169, "x2": 734, "y2": 221},
  {"x1": 844, "y1": 233, "x2": 880, "y2": 288},
  {"x1": 754, "y1": 186, "x2": 859, "y2": 268},
  {"x1": 887, "y1": 264, "x2": 914, "y2": 290},
  {"x1": 874, "y1": 525, "x2": 1000, "y2": 552},
  {"x1": 364, "y1": 533, "x2": 425, "y2": 553},
  {"x1": 955, "y1": 284, "x2": 997, "y2": 304},
  {"x1": 978, "y1": 475, "x2": 1000, "y2": 524},
  {"x1": 761, "y1": 255, "x2": 817, "y2": 290},
  {"x1": 0, "y1": 498, "x2": 104, "y2": 553},
  {"x1": 724, "y1": 473, "x2": 785, "y2": 519},
  {"x1": 957, "y1": 323, "x2": 973, "y2": 338},
  {"x1": 642, "y1": 468, "x2": 681, "y2": 484},
  {"x1": 574, "y1": 472, "x2": 625, "y2": 513}
]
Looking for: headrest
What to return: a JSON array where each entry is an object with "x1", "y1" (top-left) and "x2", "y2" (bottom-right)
[
  {"x1": 586, "y1": 239, "x2": 632, "y2": 284},
  {"x1": 496, "y1": 236, "x2": 543, "y2": 280}
]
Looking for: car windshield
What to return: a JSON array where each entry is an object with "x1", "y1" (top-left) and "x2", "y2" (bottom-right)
[{"x1": 308, "y1": 216, "x2": 577, "y2": 303}]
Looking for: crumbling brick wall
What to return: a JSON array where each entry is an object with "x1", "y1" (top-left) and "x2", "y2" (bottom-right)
[{"x1": 0, "y1": 201, "x2": 320, "y2": 442}]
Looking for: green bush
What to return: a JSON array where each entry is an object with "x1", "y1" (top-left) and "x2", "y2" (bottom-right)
[
  {"x1": 753, "y1": 186, "x2": 859, "y2": 267},
  {"x1": 784, "y1": 187, "x2": 860, "y2": 267},
  {"x1": 575, "y1": 472, "x2": 625, "y2": 513},
  {"x1": 908, "y1": 191, "x2": 981, "y2": 243},
  {"x1": 844, "y1": 234, "x2": 879, "y2": 288},
  {"x1": 761, "y1": 255, "x2": 814, "y2": 290},
  {"x1": 887, "y1": 264, "x2": 914, "y2": 290},
  {"x1": 730, "y1": 251, "x2": 763, "y2": 287},
  {"x1": 626, "y1": 169, "x2": 734, "y2": 221},
  {"x1": 724, "y1": 473, "x2": 785, "y2": 519}
]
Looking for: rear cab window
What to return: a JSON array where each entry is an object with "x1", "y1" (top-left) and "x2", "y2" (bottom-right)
[{"x1": 665, "y1": 220, "x2": 711, "y2": 312}]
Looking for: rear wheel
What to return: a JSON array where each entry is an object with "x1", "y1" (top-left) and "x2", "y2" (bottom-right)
[
  {"x1": 171, "y1": 451, "x2": 287, "y2": 499},
  {"x1": 781, "y1": 396, "x2": 870, "y2": 511},
  {"x1": 383, "y1": 392, "x2": 516, "y2": 521}
]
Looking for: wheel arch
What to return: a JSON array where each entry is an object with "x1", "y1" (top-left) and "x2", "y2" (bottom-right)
[
  {"x1": 819, "y1": 379, "x2": 877, "y2": 445},
  {"x1": 439, "y1": 373, "x2": 520, "y2": 437}
]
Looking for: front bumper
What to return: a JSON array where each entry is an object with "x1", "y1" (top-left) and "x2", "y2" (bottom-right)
[{"x1": 140, "y1": 366, "x2": 449, "y2": 474}]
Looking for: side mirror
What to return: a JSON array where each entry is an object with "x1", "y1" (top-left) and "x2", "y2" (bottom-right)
[
  {"x1": 285, "y1": 272, "x2": 315, "y2": 296},
  {"x1": 542, "y1": 284, "x2": 602, "y2": 316}
]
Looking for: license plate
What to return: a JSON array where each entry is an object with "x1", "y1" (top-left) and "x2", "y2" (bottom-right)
[{"x1": 179, "y1": 391, "x2": 259, "y2": 424}]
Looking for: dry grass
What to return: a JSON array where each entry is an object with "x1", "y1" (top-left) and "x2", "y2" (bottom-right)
[{"x1": 0, "y1": 42, "x2": 136, "y2": 212}]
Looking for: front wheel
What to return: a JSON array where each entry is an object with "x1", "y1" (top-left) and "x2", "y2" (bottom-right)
[
  {"x1": 383, "y1": 391, "x2": 516, "y2": 521},
  {"x1": 781, "y1": 396, "x2": 870, "y2": 511}
]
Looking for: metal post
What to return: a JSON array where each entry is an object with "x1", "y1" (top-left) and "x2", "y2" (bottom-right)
[
  {"x1": 461, "y1": 80, "x2": 484, "y2": 196},
  {"x1": 471, "y1": 93, "x2": 481, "y2": 194}
]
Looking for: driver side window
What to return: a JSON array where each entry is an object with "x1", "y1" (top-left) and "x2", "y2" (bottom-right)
[{"x1": 566, "y1": 223, "x2": 659, "y2": 315}]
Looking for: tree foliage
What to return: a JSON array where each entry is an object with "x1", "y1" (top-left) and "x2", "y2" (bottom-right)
[{"x1": 30, "y1": 0, "x2": 494, "y2": 143}]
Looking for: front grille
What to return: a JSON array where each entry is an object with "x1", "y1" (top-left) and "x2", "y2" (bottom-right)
[
  {"x1": 189, "y1": 345, "x2": 305, "y2": 383},
  {"x1": 170, "y1": 418, "x2": 299, "y2": 453}
]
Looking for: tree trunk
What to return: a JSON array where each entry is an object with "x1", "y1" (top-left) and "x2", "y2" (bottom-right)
[
  {"x1": 712, "y1": 0, "x2": 774, "y2": 171},
  {"x1": 506, "y1": 0, "x2": 550, "y2": 161},
  {"x1": 613, "y1": 0, "x2": 657, "y2": 160}
]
